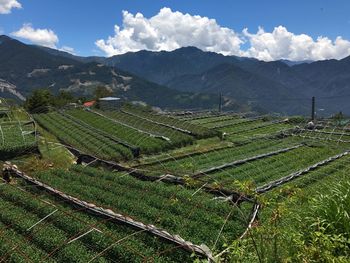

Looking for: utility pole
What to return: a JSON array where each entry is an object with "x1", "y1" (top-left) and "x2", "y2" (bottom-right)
[
  {"x1": 311, "y1": 96, "x2": 315, "y2": 121},
  {"x1": 219, "y1": 93, "x2": 222, "y2": 113}
]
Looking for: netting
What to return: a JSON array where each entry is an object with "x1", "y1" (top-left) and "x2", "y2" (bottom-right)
[
  {"x1": 0, "y1": 99, "x2": 38, "y2": 160},
  {"x1": 1, "y1": 101, "x2": 350, "y2": 262}
]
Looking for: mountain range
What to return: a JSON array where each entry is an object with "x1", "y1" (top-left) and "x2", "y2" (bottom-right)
[
  {"x1": 0, "y1": 35, "x2": 226, "y2": 110},
  {"x1": 103, "y1": 46, "x2": 350, "y2": 115},
  {"x1": 1, "y1": 34, "x2": 350, "y2": 115}
]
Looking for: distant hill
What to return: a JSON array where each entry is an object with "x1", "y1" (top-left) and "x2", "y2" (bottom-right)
[
  {"x1": 280, "y1": 59, "x2": 313, "y2": 66},
  {"x1": 98, "y1": 47, "x2": 350, "y2": 115},
  {"x1": 0, "y1": 35, "x2": 234, "y2": 110},
  {"x1": 102, "y1": 47, "x2": 246, "y2": 84},
  {"x1": 4, "y1": 34, "x2": 350, "y2": 115},
  {"x1": 165, "y1": 63, "x2": 306, "y2": 114}
]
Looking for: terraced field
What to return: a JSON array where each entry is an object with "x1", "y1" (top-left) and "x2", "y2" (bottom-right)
[
  {"x1": 139, "y1": 137, "x2": 302, "y2": 177},
  {"x1": 2, "y1": 103, "x2": 350, "y2": 262},
  {"x1": 196, "y1": 143, "x2": 346, "y2": 191},
  {"x1": 65, "y1": 109, "x2": 172, "y2": 154},
  {"x1": 31, "y1": 165, "x2": 252, "y2": 250},
  {"x1": 0, "y1": 105, "x2": 37, "y2": 159},
  {"x1": 123, "y1": 106, "x2": 219, "y2": 139},
  {"x1": 92, "y1": 109, "x2": 195, "y2": 147},
  {"x1": 0, "y1": 179, "x2": 192, "y2": 262},
  {"x1": 34, "y1": 112, "x2": 133, "y2": 161},
  {"x1": 265, "y1": 154, "x2": 350, "y2": 197}
]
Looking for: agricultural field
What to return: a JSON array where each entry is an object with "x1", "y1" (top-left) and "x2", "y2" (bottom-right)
[
  {"x1": 265, "y1": 153, "x2": 350, "y2": 198},
  {"x1": 0, "y1": 176, "x2": 193, "y2": 262},
  {"x1": 195, "y1": 142, "x2": 346, "y2": 192},
  {"x1": 92, "y1": 109, "x2": 195, "y2": 147},
  {"x1": 122, "y1": 105, "x2": 219, "y2": 139},
  {"x1": 0, "y1": 102, "x2": 37, "y2": 160},
  {"x1": 294, "y1": 126, "x2": 350, "y2": 142},
  {"x1": 2, "y1": 101, "x2": 350, "y2": 262},
  {"x1": 66, "y1": 109, "x2": 193, "y2": 153},
  {"x1": 138, "y1": 137, "x2": 303, "y2": 177},
  {"x1": 30, "y1": 165, "x2": 252, "y2": 252},
  {"x1": 34, "y1": 112, "x2": 133, "y2": 161}
]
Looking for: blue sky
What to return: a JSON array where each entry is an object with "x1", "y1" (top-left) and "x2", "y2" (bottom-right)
[{"x1": 1, "y1": 0, "x2": 350, "y2": 60}]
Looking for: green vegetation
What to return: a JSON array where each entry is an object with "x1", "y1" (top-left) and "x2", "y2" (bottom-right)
[
  {"x1": 0, "y1": 103, "x2": 37, "y2": 159},
  {"x1": 32, "y1": 165, "x2": 252, "y2": 250},
  {"x1": 224, "y1": 155, "x2": 350, "y2": 262},
  {"x1": 2, "y1": 102, "x2": 350, "y2": 262},
  {"x1": 123, "y1": 105, "x2": 219, "y2": 139},
  {"x1": 139, "y1": 137, "x2": 301, "y2": 177},
  {"x1": 199, "y1": 143, "x2": 344, "y2": 191},
  {"x1": 96, "y1": 109, "x2": 195, "y2": 147},
  {"x1": 0, "y1": 180, "x2": 192, "y2": 262},
  {"x1": 66, "y1": 109, "x2": 175, "y2": 154},
  {"x1": 24, "y1": 89, "x2": 77, "y2": 113},
  {"x1": 34, "y1": 112, "x2": 133, "y2": 161}
]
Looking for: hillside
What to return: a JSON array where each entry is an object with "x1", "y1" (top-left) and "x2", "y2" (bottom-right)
[
  {"x1": 2, "y1": 104, "x2": 350, "y2": 262},
  {"x1": 97, "y1": 47, "x2": 350, "y2": 115},
  {"x1": 0, "y1": 36, "x2": 230, "y2": 110},
  {"x1": 165, "y1": 63, "x2": 308, "y2": 114},
  {"x1": 4, "y1": 35, "x2": 350, "y2": 114}
]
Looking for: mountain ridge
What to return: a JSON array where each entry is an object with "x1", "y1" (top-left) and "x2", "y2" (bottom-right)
[
  {"x1": 3, "y1": 35, "x2": 350, "y2": 115},
  {"x1": 0, "y1": 35, "x2": 229, "y2": 110}
]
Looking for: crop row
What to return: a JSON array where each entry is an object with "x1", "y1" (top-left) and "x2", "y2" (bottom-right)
[
  {"x1": 130, "y1": 137, "x2": 232, "y2": 167},
  {"x1": 294, "y1": 128, "x2": 350, "y2": 142},
  {"x1": 266, "y1": 154, "x2": 350, "y2": 196},
  {"x1": 34, "y1": 112, "x2": 133, "y2": 161},
  {"x1": 0, "y1": 125, "x2": 35, "y2": 148},
  {"x1": 68, "y1": 109, "x2": 195, "y2": 154},
  {"x1": 197, "y1": 144, "x2": 345, "y2": 191},
  {"x1": 260, "y1": 154, "x2": 350, "y2": 228},
  {"x1": 0, "y1": 119, "x2": 37, "y2": 159},
  {"x1": 225, "y1": 122, "x2": 295, "y2": 142},
  {"x1": 123, "y1": 106, "x2": 218, "y2": 138},
  {"x1": 218, "y1": 119, "x2": 266, "y2": 133},
  {"x1": 0, "y1": 181, "x2": 191, "y2": 262},
  {"x1": 95, "y1": 110, "x2": 195, "y2": 147},
  {"x1": 32, "y1": 165, "x2": 252, "y2": 250},
  {"x1": 139, "y1": 137, "x2": 302, "y2": 177},
  {"x1": 189, "y1": 114, "x2": 242, "y2": 125},
  {"x1": 65, "y1": 109, "x2": 171, "y2": 154},
  {"x1": 202, "y1": 117, "x2": 253, "y2": 129},
  {"x1": 174, "y1": 111, "x2": 226, "y2": 121}
]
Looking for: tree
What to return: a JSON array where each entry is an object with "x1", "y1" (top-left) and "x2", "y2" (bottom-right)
[
  {"x1": 53, "y1": 90, "x2": 75, "y2": 107},
  {"x1": 94, "y1": 86, "x2": 113, "y2": 100},
  {"x1": 333, "y1": 111, "x2": 344, "y2": 125},
  {"x1": 24, "y1": 89, "x2": 53, "y2": 113}
]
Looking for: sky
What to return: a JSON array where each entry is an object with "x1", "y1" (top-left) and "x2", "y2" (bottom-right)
[{"x1": 1, "y1": 0, "x2": 350, "y2": 61}]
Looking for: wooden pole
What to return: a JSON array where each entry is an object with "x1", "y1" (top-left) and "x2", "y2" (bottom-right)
[{"x1": 311, "y1": 96, "x2": 315, "y2": 121}]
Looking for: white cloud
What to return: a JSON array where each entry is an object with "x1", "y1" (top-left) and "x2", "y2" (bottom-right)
[
  {"x1": 96, "y1": 7, "x2": 243, "y2": 57},
  {"x1": 60, "y1": 46, "x2": 75, "y2": 54},
  {"x1": 243, "y1": 26, "x2": 350, "y2": 61},
  {"x1": 96, "y1": 8, "x2": 350, "y2": 61},
  {"x1": 11, "y1": 23, "x2": 59, "y2": 48},
  {"x1": 0, "y1": 0, "x2": 21, "y2": 14}
]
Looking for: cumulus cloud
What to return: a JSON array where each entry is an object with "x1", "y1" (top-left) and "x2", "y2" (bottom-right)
[
  {"x1": 0, "y1": 0, "x2": 21, "y2": 14},
  {"x1": 96, "y1": 7, "x2": 243, "y2": 56},
  {"x1": 11, "y1": 23, "x2": 59, "y2": 48},
  {"x1": 243, "y1": 26, "x2": 350, "y2": 61},
  {"x1": 96, "y1": 8, "x2": 350, "y2": 61}
]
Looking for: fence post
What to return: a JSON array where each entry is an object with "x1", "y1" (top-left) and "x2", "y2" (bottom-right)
[{"x1": 311, "y1": 96, "x2": 315, "y2": 121}]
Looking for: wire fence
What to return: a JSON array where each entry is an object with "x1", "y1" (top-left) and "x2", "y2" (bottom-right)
[{"x1": 1, "y1": 101, "x2": 350, "y2": 262}]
